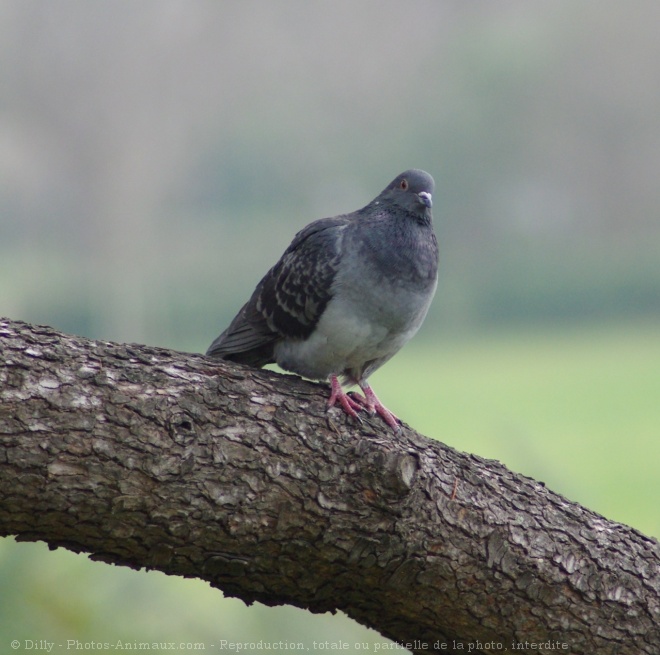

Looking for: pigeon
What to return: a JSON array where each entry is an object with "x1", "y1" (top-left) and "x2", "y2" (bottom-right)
[{"x1": 206, "y1": 169, "x2": 438, "y2": 430}]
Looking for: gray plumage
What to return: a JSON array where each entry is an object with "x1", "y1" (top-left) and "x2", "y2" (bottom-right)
[{"x1": 207, "y1": 169, "x2": 438, "y2": 428}]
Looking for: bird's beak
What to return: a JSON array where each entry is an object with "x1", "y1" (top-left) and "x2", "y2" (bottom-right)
[{"x1": 417, "y1": 191, "x2": 432, "y2": 208}]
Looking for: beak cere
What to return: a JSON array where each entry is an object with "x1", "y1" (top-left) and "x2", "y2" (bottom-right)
[{"x1": 418, "y1": 191, "x2": 432, "y2": 208}]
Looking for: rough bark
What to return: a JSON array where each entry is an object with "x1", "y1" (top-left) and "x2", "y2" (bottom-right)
[{"x1": 0, "y1": 317, "x2": 658, "y2": 654}]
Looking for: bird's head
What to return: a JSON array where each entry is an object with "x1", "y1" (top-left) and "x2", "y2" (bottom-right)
[{"x1": 378, "y1": 169, "x2": 435, "y2": 222}]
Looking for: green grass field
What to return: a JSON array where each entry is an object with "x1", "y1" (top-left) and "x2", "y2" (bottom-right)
[{"x1": 374, "y1": 320, "x2": 660, "y2": 539}]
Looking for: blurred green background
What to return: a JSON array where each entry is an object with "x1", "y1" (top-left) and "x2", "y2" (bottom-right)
[{"x1": 1, "y1": 1, "x2": 659, "y2": 652}]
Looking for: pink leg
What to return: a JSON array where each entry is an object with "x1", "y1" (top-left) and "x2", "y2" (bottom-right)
[
  {"x1": 356, "y1": 381, "x2": 401, "y2": 430},
  {"x1": 327, "y1": 374, "x2": 363, "y2": 420}
]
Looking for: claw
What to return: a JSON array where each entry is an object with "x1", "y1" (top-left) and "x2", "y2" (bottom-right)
[
  {"x1": 328, "y1": 374, "x2": 363, "y2": 420},
  {"x1": 358, "y1": 382, "x2": 401, "y2": 431},
  {"x1": 327, "y1": 375, "x2": 401, "y2": 431}
]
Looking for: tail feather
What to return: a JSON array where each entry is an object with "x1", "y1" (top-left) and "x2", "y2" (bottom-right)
[{"x1": 206, "y1": 303, "x2": 278, "y2": 368}]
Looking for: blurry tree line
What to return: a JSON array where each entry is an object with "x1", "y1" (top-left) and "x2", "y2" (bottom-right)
[{"x1": 1, "y1": 0, "x2": 659, "y2": 350}]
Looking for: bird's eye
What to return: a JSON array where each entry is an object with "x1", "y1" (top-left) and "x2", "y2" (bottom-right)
[{"x1": 399, "y1": 179, "x2": 409, "y2": 190}]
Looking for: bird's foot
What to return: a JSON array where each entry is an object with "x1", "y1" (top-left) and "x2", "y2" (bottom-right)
[
  {"x1": 328, "y1": 376, "x2": 401, "y2": 431},
  {"x1": 354, "y1": 382, "x2": 401, "y2": 431},
  {"x1": 328, "y1": 374, "x2": 363, "y2": 421}
]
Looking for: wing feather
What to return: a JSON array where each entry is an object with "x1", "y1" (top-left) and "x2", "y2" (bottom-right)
[{"x1": 206, "y1": 215, "x2": 349, "y2": 366}]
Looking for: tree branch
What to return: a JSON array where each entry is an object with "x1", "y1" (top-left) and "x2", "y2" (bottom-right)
[{"x1": 1, "y1": 317, "x2": 658, "y2": 654}]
